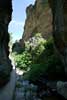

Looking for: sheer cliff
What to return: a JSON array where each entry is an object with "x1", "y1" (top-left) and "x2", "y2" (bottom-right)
[{"x1": 20, "y1": 0, "x2": 52, "y2": 45}]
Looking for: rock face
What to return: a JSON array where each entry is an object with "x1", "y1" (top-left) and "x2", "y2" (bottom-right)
[
  {"x1": 64, "y1": 0, "x2": 67, "y2": 43},
  {"x1": 21, "y1": 0, "x2": 52, "y2": 45},
  {"x1": 48, "y1": 0, "x2": 67, "y2": 76},
  {"x1": 0, "y1": 0, "x2": 12, "y2": 87},
  {"x1": 57, "y1": 81, "x2": 67, "y2": 99}
]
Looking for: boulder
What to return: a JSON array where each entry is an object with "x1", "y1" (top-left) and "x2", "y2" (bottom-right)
[{"x1": 57, "y1": 81, "x2": 67, "y2": 99}]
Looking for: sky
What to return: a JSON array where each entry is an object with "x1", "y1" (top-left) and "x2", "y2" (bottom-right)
[{"x1": 9, "y1": 0, "x2": 35, "y2": 42}]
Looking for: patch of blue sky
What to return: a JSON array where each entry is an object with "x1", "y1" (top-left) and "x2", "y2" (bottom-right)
[{"x1": 9, "y1": 0, "x2": 35, "y2": 42}]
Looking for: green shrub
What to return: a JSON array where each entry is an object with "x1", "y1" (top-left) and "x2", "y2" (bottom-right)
[
  {"x1": 25, "y1": 33, "x2": 46, "y2": 62},
  {"x1": 12, "y1": 33, "x2": 64, "y2": 82},
  {"x1": 23, "y1": 63, "x2": 48, "y2": 81},
  {"x1": 13, "y1": 51, "x2": 32, "y2": 70},
  {"x1": 23, "y1": 38, "x2": 64, "y2": 81},
  {"x1": 23, "y1": 54, "x2": 64, "y2": 82}
]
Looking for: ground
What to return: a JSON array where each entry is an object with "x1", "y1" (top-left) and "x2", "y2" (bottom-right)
[{"x1": 14, "y1": 68, "x2": 41, "y2": 100}]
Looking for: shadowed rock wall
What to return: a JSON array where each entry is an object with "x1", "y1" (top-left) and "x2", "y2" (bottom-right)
[
  {"x1": 48, "y1": 0, "x2": 67, "y2": 76},
  {"x1": 0, "y1": 0, "x2": 13, "y2": 87}
]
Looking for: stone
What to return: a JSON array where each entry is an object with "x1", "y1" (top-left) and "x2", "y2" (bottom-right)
[
  {"x1": 22, "y1": 80, "x2": 29, "y2": 86},
  {"x1": 0, "y1": 0, "x2": 13, "y2": 87},
  {"x1": 20, "y1": 0, "x2": 52, "y2": 46},
  {"x1": 15, "y1": 70, "x2": 41, "y2": 100},
  {"x1": 48, "y1": 0, "x2": 67, "y2": 76},
  {"x1": 57, "y1": 81, "x2": 67, "y2": 99}
]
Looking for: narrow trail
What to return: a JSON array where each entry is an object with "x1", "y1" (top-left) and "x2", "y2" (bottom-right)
[
  {"x1": 14, "y1": 68, "x2": 41, "y2": 100},
  {"x1": 10, "y1": 56, "x2": 66, "y2": 100},
  {"x1": 14, "y1": 68, "x2": 66, "y2": 100}
]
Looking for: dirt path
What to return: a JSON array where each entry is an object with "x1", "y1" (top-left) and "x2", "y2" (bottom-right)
[{"x1": 14, "y1": 68, "x2": 41, "y2": 100}]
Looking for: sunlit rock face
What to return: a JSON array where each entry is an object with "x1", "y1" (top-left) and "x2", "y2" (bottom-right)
[
  {"x1": 0, "y1": 0, "x2": 12, "y2": 87},
  {"x1": 20, "y1": 0, "x2": 52, "y2": 46}
]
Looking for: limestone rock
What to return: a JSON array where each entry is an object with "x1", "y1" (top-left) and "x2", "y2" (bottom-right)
[
  {"x1": 0, "y1": 0, "x2": 12, "y2": 87},
  {"x1": 48, "y1": 0, "x2": 67, "y2": 75},
  {"x1": 57, "y1": 81, "x2": 67, "y2": 99},
  {"x1": 20, "y1": 0, "x2": 52, "y2": 46}
]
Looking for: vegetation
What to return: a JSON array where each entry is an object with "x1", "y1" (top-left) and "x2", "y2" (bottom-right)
[
  {"x1": 12, "y1": 51, "x2": 32, "y2": 70},
  {"x1": 12, "y1": 33, "x2": 65, "y2": 83}
]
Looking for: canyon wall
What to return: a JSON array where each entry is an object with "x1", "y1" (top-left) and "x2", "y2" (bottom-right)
[
  {"x1": 0, "y1": 0, "x2": 12, "y2": 87},
  {"x1": 20, "y1": 0, "x2": 52, "y2": 45},
  {"x1": 48, "y1": 0, "x2": 67, "y2": 76}
]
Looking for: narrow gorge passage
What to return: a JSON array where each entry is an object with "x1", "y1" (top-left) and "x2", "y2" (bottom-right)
[{"x1": 14, "y1": 68, "x2": 41, "y2": 100}]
